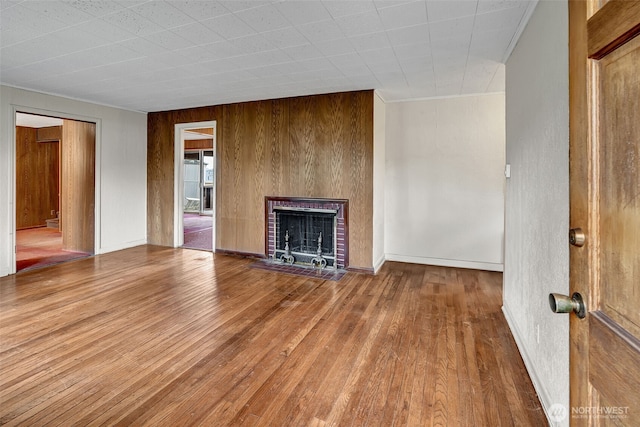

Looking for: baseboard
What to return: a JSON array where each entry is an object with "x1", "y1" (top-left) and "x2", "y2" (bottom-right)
[
  {"x1": 384, "y1": 253, "x2": 504, "y2": 272},
  {"x1": 503, "y1": 304, "x2": 560, "y2": 426},
  {"x1": 346, "y1": 265, "x2": 375, "y2": 274},
  {"x1": 216, "y1": 249, "x2": 266, "y2": 260},
  {"x1": 373, "y1": 254, "x2": 386, "y2": 274},
  {"x1": 97, "y1": 239, "x2": 147, "y2": 255},
  {"x1": 0, "y1": 266, "x2": 10, "y2": 278}
]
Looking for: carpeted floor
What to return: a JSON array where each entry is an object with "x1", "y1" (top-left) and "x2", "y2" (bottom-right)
[
  {"x1": 183, "y1": 213, "x2": 213, "y2": 251},
  {"x1": 16, "y1": 227, "x2": 91, "y2": 272}
]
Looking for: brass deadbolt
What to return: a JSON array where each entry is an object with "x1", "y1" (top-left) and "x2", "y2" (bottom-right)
[{"x1": 569, "y1": 228, "x2": 585, "y2": 247}]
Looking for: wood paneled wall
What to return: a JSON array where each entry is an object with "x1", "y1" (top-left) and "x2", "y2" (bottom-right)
[
  {"x1": 148, "y1": 106, "x2": 222, "y2": 247},
  {"x1": 15, "y1": 126, "x2": 59, "y2": 229},
  {"x1": 147, "y1": 91, "x2": 374, "y2": 269},
  {"x1": 61, "y1": 120, "x2": 95, "y2": 254},
  {"x1": 184, "y1": 139, "x2": 213, "y2": 150}
]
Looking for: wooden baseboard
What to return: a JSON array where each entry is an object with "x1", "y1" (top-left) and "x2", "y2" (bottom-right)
[{"x1": 216, "y1": 249, "x2": 266, "y2": 260}]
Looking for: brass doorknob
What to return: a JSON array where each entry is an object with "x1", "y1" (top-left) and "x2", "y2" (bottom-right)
[
  {"x1": 549, "y1": 292, "x2": 586, "y2": 318},
  {"x1": 569, "y1": 228, "x2": 585, "y2": 247}
]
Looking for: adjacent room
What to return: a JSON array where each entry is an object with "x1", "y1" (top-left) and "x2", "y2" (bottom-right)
[{"x1": 14, "y1": 112, "x2": 95, "y2": 272}]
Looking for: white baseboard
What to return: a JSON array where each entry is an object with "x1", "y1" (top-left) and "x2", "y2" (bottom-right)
[
  {"x1": 384, "y1": 253, "x2": 503, "y2": 272},
  {"x1": 373, "y1": 254, "x2": 386, "y2": 274},
  {"x1": 503, "y1": 304, "x2": 565, "y2": 426},
  {"x1": 0, "y1": 266, "x2": 10, "y2": 278}
]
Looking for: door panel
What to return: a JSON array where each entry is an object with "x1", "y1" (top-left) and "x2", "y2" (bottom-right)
[
  {"x1": 569, "y1": 0, "x2": 640, "y2": 425},
  {"x1": 597, "y1": 35, "x2": 640, "y2": 338}
]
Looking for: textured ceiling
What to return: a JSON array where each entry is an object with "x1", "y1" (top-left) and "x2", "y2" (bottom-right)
[{"x1": 0, "y1": 0, "x2": 536, "y2": 113}]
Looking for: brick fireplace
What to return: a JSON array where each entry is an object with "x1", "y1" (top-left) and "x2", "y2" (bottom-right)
[{"x1": 265, "y1": 197, "x2": 348, "y2": 269}]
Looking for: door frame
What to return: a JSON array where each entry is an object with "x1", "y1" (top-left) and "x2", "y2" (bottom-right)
[
  {"x1": 173, "y1": 121, "x2": 216, "y2": 249},
  {"x1": 9, "y1": 105, "x2": 101, "y2": 275}
]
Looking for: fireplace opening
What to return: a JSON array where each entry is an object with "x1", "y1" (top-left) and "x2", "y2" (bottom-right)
[
  {"x1": 266, "y1": 197, "x2": 348, "y2": 270},
  {"x1": 275, "y1": 208, "x2": 336, "y2": 267}
]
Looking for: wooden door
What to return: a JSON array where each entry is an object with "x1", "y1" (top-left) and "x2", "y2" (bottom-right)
[
  {"x1": 61, "y1": 120, "x2": 96, "y2": 254},
  {"x1": 569, "y1": 0, "x2": 640, "y2": 425}
]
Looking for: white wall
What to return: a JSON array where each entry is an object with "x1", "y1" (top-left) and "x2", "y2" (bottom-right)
[
  {"x1": 503, "y1": 1, "x2": 569, "y2": 425},
  {"x1": 384, "y1": 93, "x2": 505, "y2": 271},
  {"x1": 373, "y1": 91, "x2": 386, "y2": 272},
  {"x1": 0, "y1": 86, "x2": 147, "y2": 277}
]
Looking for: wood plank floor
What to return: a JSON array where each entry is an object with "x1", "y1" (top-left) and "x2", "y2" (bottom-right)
[{"x1": 0, "y1": 245, "x2": 545, "y2": 426}]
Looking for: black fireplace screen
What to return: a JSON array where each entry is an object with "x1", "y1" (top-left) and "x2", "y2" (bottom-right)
[{"x1": 276, "y1": 211, "x2": 335, "y2": 256}]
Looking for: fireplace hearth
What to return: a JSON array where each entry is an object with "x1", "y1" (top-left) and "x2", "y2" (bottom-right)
[{"x1": 266, "y1": 197, "x2": 348, "y2": 270}]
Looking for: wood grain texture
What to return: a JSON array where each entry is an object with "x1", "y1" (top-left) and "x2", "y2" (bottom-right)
[
  {"x1": 148, "y1": 91, "x2": 374, "y2": 269},
  {"x1": 35, "y1": 126, "x2": 61, "y2": 142},
  {"x1": 15, "y1": 126, "x2": 59, "y2": 229},
  {"x1": 570, "y1": 1, "x2": 640, "y2": 425},
  {"x1": 597, "y1": 33, "x2": 640, "y2": 339},
  {"x1": 184, "y1": 139, "x2": 213, "y2": 150},
  {"x1": 147, "y1": 106, "x2": 222, "y2": 247},
  {"x1": 589, "y1": 312, "x2": 640, "y2": 418},
  {"x1": 60, "y1": 120, "x2": 95, "y2": 254},
  {"x1": 569, "y1": 0, "x2": 592, "y2": 422},
  {"x1": 0, "y1": 246, "x2": 545, "y2": 426},
  {"x1": 587, "y1": 0, "x2": 640, "y2": 59}
]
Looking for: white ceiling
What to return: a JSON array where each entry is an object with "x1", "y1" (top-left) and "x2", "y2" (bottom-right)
[
  {"x1": 15, "y1": 112, "x2": 64, "y2": 127},
  {"x1": 0, "y1": 0, "x2": 537, "y2": 113}
]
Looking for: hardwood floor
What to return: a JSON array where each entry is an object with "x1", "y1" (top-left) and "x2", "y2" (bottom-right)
[{"x1": 0, "y1": 246, "x2": 545, "y2": 426}]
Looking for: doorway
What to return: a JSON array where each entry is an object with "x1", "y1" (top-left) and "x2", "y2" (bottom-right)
[
  {"x1": 174, "y1": 122, "x2": 216, "y2": 252},
  {"x1": 14, "y1": 112, "x2": 96, "y2": 272}
]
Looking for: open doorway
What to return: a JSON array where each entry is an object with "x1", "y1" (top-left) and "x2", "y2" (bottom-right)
[
  {"x1": 15, "y1": 112, "x2": 95, "y2": 272},
  {"x1": 174, "y1": 122, "x2": 216, "y2": 252}
]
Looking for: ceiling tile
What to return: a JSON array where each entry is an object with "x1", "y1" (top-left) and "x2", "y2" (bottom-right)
[
  {"x1": 74, "y1": 18, "x2": 136, "y2": 43},
  {"x1": 231, "y1": 34, "x2": 278, "y2": 55},
  {"x1": 202, "y1": 13, "x2": 256, "y2": 40},
  {"x1": 154, "y1": 30, "x2": 199, "y2": 51},
  {"x1": 477, "y1": 0, "x2": 526, "y2": 15},
  {"x1": 19, "y1": 0, "x2": 95, "y2": 26},
  {"x1": 335, "y1": 10, "x2": 384, "y2": 37},
  {"x1": 276, "y1": 1, "x2": 332, "y2": 25},
  {"x1": 429, "y1": 15, "x2": 474, "y2": 41},
  {"x1": 100, "y1": 8, "x2": 166, "y2": 36},
  {"x1": 0, "y1": 0, "x2": 536, "y2": 111},
  {"x1": 120, "y1": 36, "x2": 170, "y2": 55},
  {"x1": 130, "y1": 1, "x2": 195, "y2": 28},
  {"x1": 235, "y1": 4, "x2": 290, "y2": 33},
  {"x1": 281, "y1": 43, "x2": 324, "y2": 61},
  {"x1": 393, "y1": 43, "x2": 431, "y2": 60},
  {"x1": 166, "y1": 0, "x2": 231, "y2": 20},
  {"x1": 348, "y1": 32, "x2": 391, "y2": 51},
  {"x1": 219, "y1": 1, "x2": 270, "y2": 13},
  {"x1": 296, "y1": 19, "x2": 345, "y2": 43},
  {"x1": 232, "y1": 50, "x2": 290, "y2": 69},
  {"x1": 474, "y1": 4, "x2": 528, "y2": 32},
  {"x1": 261, "y1": 27, "x2": 311, "y2": 49},
  {"x1": 172, "y1": 21, "x2": 223, "y2": 45},
  {"x1": 386, "y1": 23, "x2": 430, "y2": 46},
  {"x1": 359, "y1": 48, "x2": 397, "y2": 66},
  {"x1": 378, "y1": 1, "x2": 428, "y2": 30},
  {"x1": 322, "y1": 0, "x2": 377, "y2": 18},
  {"x1": 1, "y1": 4, "x2": 68, "y2": 37},
  {"x1": 314, "y1": 39, "x2": 356, "y2": 56},
  {"x1": 427, "y1": 0, "x2": 478, "y2": 22},
  {"x1": 66, "y1": 0, "x2": 129, "y2": 17}
]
